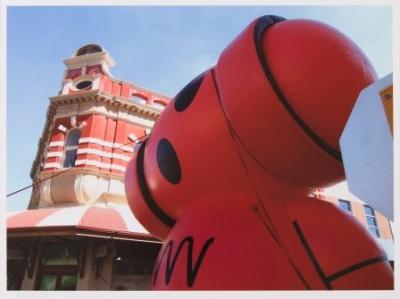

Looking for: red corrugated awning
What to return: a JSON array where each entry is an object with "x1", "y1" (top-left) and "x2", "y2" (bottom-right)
[{"x1": 7, "y1": 202, "x2": 159, "y2": 242}]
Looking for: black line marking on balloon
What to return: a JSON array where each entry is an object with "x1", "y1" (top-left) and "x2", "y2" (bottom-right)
[
  {"x1": 326, "y1": 255, "x2": 389, "y2": 282},
  {"x1": 252, "y1": 207, "x2": 279, "y2": 244},
  {"x1": 253, "y1": 15, "x2": 342, "y2": 162},
  {"x1": 211, "y1": 68, "x2": 278, "y2": 239},
  {"x1": 211, "y1": 68, "x2": 311, "y2": 290},
  {"x1": 254, "y1": 207, "x2": 312, "y2": 289},
  {"x1": 157, "y1": 138, "x2": 182, "y2": 184},
  {"x1": 174, "y1": 72, "x2": 206, "y2": 112},
  {"x1": 292, "y1": 221, "x2": 332, "y2": 289},
  {"x1": 210, "y1": 69, "x2": 276, "y2": 178},
  {"x1": 152, "y1": 236, "x2": 215, "y2": 287},
  {"x1": 136, "y1": 139, "x2": 176, "y2": 228},
  {"x1": 284, "y1": 256, "x2": 312, "y2": 290}
]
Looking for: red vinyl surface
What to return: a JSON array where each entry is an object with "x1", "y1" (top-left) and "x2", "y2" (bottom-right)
[{"x1": 124, "y1": 15, "x2": 392, "y2": 290}]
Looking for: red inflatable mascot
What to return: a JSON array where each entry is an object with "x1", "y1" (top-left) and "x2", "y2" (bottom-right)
[{"x1": 125, "y1": 15, "x2": 393, "y2": 290}]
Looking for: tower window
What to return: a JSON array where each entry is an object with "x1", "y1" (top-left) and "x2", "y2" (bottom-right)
[
  {"x1": 338, "y1": 199, "x2": 352, "y2": 214},
  {"x1": 63, "y1": 128, "x2": 81, "y2": 168},
  {"x1": 364, "y1": 205, "x2": 380, "y2": 238},
  {"x1": 75, "y1": 80, "x2": 92, "y2": 90}
]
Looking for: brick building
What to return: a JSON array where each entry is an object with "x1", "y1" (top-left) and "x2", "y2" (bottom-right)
[{"x1": 7, "y1": 44, "x2": 169, "y2": 290}]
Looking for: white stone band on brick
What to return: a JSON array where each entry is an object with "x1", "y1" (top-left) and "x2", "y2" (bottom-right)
[
  {"x1": 75, "y1": 159, "x2": 126, "y2": 172},
  {"x1": 48, "y1": 141, "x2": 64, "y2": 148},
  {"x1": 45, "y1": 149, "x2": 131, "y2": 162},
  {"x1": 77, "y1": 148, "x2": 131, "y2": 161},
  {"x1": 46, "y1": 152, "x2": 64, "y2": 158},
  {"x1": 44, "y1": 162, "x2": 62, "y2": 169},
  {"x1": 79, "y1": 137, "x2": 134, "y2": 152}
]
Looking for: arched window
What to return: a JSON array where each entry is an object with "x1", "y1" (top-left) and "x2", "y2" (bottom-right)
[
  {"x1": 131, "y1": 95, "x2": 147, "y2": 105},
  {"x1": 151, "y1": 102, "x2": 167, "y2": 110},
  {"x1": 63, "y1": 128, "x2": 81, "y2": 168}
]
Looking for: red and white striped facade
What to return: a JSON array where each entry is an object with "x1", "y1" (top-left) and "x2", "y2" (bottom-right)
[
  {"x1": 28, "y1": 44, "x2": 170, "y2": 209},
  {"x1": 44, "y1": 112, "x2": 145, "y2": 174}
]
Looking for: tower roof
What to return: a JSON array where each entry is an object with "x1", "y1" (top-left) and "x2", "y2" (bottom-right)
[
  {"x1": 64, "y1": 43, "x2": 116, "y2": 69},
  {"x1": 75, "y1": 44, "x2": 104, "y2": 56}
]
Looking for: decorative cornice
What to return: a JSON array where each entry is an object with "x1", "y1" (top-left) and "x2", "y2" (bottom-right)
[{"x1": 49, "y1": 90, "x2": 163, "y2": 119}]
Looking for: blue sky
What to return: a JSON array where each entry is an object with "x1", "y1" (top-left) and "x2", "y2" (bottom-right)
[{"x1": 7, "y1": 5, "x2": 392, "y2": 211}]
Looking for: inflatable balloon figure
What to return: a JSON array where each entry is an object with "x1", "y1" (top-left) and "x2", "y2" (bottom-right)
[{"x1": 125, "y1": 15, "x2": 393, "y2": 290}]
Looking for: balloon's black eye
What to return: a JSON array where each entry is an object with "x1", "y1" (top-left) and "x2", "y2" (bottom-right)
[
  {"x1": 157, "y1": 139, "x2": 182, "y2": 184},
  {"x1": 174, "y1": 73, "x2": 205, "y2": 112}
]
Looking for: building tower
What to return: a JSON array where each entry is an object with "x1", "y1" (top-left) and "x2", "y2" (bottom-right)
[
  {"x1": 29, "y1": 44, "x2": 169, "y2": 208},
  {"x1": 7, "y1": 44, "x2": 169, "y2": 290}
]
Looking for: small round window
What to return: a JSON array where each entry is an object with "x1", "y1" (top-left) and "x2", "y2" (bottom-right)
[{"x1": 76, "y1": 80, "x2": 92, "y2": 90}]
